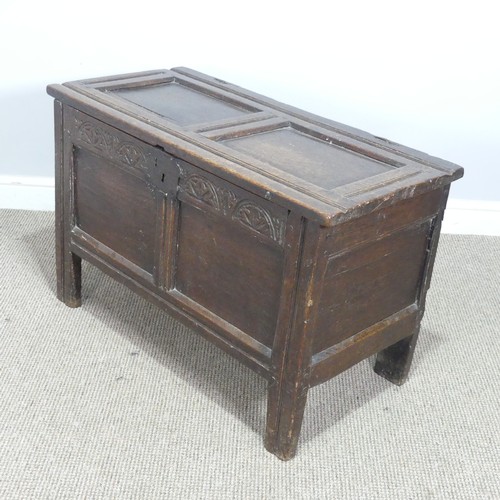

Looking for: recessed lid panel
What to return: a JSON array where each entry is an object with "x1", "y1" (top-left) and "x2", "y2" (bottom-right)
[
  {"x1": 112, "y1": 82, "x2": 252, "y2": 126},
  {"x1": 222, "y1": 127, "x2": 398, "y2": 190}
]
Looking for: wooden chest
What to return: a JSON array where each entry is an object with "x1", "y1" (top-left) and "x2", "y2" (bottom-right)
[{"x1": 47, "y1": 68, "x2": 463, "y2": 460}]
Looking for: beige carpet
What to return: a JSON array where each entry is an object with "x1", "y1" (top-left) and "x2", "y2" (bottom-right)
[{"x1": 1, "y1": 209, "x2": 499, "y2": 499}]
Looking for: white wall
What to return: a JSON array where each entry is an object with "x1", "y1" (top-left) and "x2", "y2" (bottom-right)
[{"x1": 1, "y1": 0, "x2": 499, "y2": 202}]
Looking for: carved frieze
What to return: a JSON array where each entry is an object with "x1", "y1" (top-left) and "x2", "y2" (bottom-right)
[
  {"x1": 180, "y1": 173, "x2": 284, "y2": 245},
  {"x1": 75, "y1": 120, "x2": 147, "y2": 170}
]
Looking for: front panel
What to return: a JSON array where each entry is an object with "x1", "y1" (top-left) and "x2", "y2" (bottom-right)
[
  {"x1": 68, "y1": 108, "x2": 160, "y2": 281},
  {"x1": 173, "y1": 167, "x2": 287, "y2": 349},
  {"x1": 74, "y1": 147, "x2": 156, "y2": 274}
]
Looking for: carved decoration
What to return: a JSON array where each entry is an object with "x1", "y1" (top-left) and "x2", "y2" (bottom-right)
[
  {"x1": 183, "y1": 174, "x2": 237, "y2": 215},
  {"x1": 75, "y1": 120, "x2": 147, "y2": 170},
  {"x1": 184, "y1": 175, "x2": 220, "y2": 209},
  {"x1": 217, "y1": 187, "x2": 238, "y2": 215},
  {"x1": 180, "y1": 173, "x2": 284, "y2": 244},
  {"x1": 233, "y1": 201, "x2": 284, "y2": 244}
]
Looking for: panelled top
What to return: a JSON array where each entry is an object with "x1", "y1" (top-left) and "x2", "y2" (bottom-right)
[{"x1": 47, "y1": 68, "x2": 463, "y2": 225}]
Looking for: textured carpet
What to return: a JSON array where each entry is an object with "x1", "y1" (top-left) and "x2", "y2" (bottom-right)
[{"x1": 0, "y1": 209, "x2": 499, "y2": 499}]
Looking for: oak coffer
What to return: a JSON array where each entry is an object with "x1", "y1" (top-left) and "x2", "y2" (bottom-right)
[{"x1": 47, "y1": 68, "x2": 463, "y2": 460}]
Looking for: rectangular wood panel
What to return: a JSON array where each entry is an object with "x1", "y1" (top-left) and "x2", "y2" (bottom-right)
[
  {"x1": 175, "y1": 203, "x2": 284, "y2": 348},
  {"x1": 113, "y1": 81, "x2": 256, "y2": 126},
  {"x1": 74, "y1": 147, "x2": 156, "y2": 274},
  {"x1": 313, "y1": 221, "x2": 430, "y2": 354},
  {"x1": 223, "y1": 126, "x2": 399, "y2": 189}
]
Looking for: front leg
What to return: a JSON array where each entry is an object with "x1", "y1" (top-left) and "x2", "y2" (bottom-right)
[
  {"x1": 54, "y1": 99, "x2": 81, "y2": 308},
  {"x1": 265, "y1": 374, "x2": 309, "y2": 461},
  {"x1": 265, "y1": 218, "x2": 324, "y2": 460},
  {"x1": 56, "y1": 247, "x2": 81, "y2": 308}
]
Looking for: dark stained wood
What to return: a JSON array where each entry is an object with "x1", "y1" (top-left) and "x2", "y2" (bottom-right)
[
  {"x1": 55, "y1": 99, "x2": 81, "y2": 307},
  {"x1": 167, "y1": 289, "x2": 272, "y2": 364},
  {"x1": 48, "y1": 70, "x2": 463, "y2": 227},
  {"x1": 156, "y1": 194, "x2": 178, "y2": 290},
  {"x1": 265, "y1": 221, "x2": 327, "y2": 460},
  {"x1": 191, "y1": 111, "x2": 275, "y2": 134},
  {"x1": 176, "y1": 202, "x2": 283, "y2": 349},
  {"x1": 71, "y1": 226, "x2": 154, "y2": 287},
  {"x1": 310, "y1": 305, "x2": 419, "y2": 386},
  {"x1": 153, "y1": 191, "x2": 169, "y2": 288},
  {"x1": 314, "y1": 221, "x2": 431, "y2": 353},
  {"x1": 223, "y1": 126, "x2": 397, "y2": 189},
  {"x1": 324, "y1": 188, "x2": 443, "y2": 252},
  {"x1": 176, "y1": 162, "x2": 288, "y2": 247},
  {"x1": 48, "y1": 69, "x2": 463, "y2": 460},
  {"x1": 69, "y1": 239, "x2": 273, "y2": 380},
  {"x1": 74, "y1": 148, "x2": 156, "y2": 274},
  {"x1": 171, "y1": 67, "x2": 463, "y2": 177},
  {"x1": 374, "y1": 187, "x2": 450, "y2": 385},
  {"x1": 114, "y1": 81, "x2": 255, "y2": 126},
  {"x1": 265, "y1": 212, "x2": 304, "y2": 456}
]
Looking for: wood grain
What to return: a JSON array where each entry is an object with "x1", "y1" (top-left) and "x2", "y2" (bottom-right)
[
  {"x1": 56, "y1": 101, "x2": 81, "y2": 307},
  {"x1": 314, "y1": 221, "x2": 430, "y2": 353},
  {"x1": 176, "y1": 202, "x2": 283, "y2": 349},
  {"x1": 48, "y1": 70, "x2": 463, "y2": 460},
  {"x1": 74, "y1": 147, "x2": 156, "y2": 274}
]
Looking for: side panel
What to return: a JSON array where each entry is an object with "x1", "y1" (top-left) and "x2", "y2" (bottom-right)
[
  {"x1": 314, "y1": 222, "x2": 430, "y2": 353},
  {"x1": 313, "y1": 189, "x2": 443, "y2": 355}
]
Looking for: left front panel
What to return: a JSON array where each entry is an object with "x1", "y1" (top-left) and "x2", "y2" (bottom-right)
[{"x1": 63, "y1": 106, "x2": 171, "y2": 285}]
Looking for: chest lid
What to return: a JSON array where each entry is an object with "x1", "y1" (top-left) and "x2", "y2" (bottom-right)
[{"x1": 47, "y1": 68, "x2": 463, "y2": 225}]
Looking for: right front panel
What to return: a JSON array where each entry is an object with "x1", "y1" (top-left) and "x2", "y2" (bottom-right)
[{"x1": 173, "y1": 168, "x2": 287, "y2": 349}]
